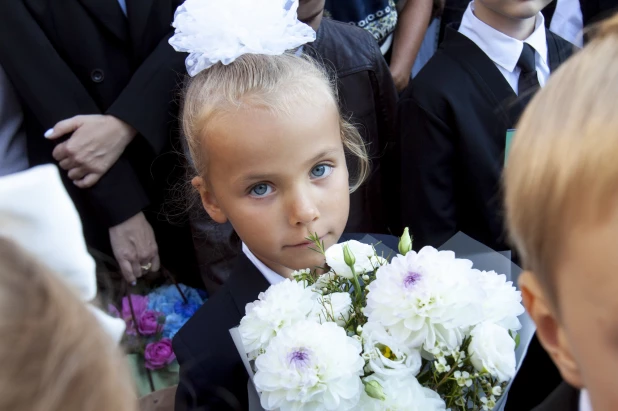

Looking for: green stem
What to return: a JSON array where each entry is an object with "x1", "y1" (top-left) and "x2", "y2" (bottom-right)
[{"x1": 350, "y1": 266, "x2": 362, "y2": 303}]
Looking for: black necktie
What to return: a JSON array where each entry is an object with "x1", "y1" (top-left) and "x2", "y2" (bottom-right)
[{"x1": 517, "y1": 43, "x2": 540, "y2": 102}]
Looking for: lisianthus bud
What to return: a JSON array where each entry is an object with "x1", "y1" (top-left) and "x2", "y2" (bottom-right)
[
  {"x1": 364, "y1": 379, "x2": 386, "y2": 401},
  {"x1": 343, "y1": 243, "x2": 356, "y2": 268},
  {"x1": 398, "y1": 227, "x2": 413, "y2": 256}
]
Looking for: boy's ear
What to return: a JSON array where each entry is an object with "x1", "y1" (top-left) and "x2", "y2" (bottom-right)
[
  {"x1": 519, "y1": 271, "x2": 584, "y2": 389},
  {"x1": 192, "y1": 177, "x2": 228, "y2": 224}
]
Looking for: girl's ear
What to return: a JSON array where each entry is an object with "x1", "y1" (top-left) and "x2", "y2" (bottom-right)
[{"x1": 192, "y1": 176, "x2": 228, "y2": 224}]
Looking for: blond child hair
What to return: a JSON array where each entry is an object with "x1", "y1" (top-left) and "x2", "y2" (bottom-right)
[
  {"x1": 181, "y1": 53, "x2": 370, "y2": 192},
  {"x1": 505, "y1": 14, "x2": 618, "y2": 300},
  {"x1": 0, "y1": 237, "x2": 137, "y2": 411}
]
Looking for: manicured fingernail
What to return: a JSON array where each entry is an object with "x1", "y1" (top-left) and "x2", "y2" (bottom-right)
[
  {"x1": 44, "y1": 128, "x2": 54, "y2": 138},
  {"x1": 131, "y1": 281, "x2": 136, "y2": 286}
]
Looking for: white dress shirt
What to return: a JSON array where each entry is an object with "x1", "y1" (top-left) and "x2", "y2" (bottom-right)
[
  {"x1": 0, "y1": 65, "x2": 28, "y2": 176},
  {"x1": 580, "y1": 389, "x2": 593, "y2": 411},
  {"x1": 459, "y1": 1, "x2": 550, "y2": 95},
  {"x1": 242, "y1": 242, "x2": 286, "y2": 286},
  {"x1": 550, "y1": 0, "x2": 584, "y2": 47},
  {"x1": 117, "y1": 0, "x2": 127, "y2": 16}
]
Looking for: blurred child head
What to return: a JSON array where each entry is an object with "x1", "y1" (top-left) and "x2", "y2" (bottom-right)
[
  {"x1": 0, "y1": 237, "x2": 136, "y2": 411},
  {"x1": 182, "y1": 53, "x2": 369, "y2": 277},
  {"x1": 297, "y1": 0, "x2": 325, "y2": 30},
  {"x1": 505, "y1": 14, "x2": 618, "y2": 410}
]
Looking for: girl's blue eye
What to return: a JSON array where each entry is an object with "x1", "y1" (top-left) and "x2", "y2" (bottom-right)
[
  {"x1": 250, "y1": 183, "x2": 272, "y2": 197},
  {"x1": 311, "y1": 164, "x2": 333, "y2": 179}
]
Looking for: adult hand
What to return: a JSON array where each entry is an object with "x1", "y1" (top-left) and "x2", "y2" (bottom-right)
[
  {"x1": 109, "y1": 212, "x2": 160, "y2": 284},
  {"x1": 47, "y1": 114, "x2": 137, "y2": 188}
]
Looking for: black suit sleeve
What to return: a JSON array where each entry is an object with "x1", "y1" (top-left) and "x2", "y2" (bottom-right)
[
  {"x1": 369, "y1": 39, "x2": 401, "y2": 232},
  {"x1": 399, "y1": 94, "x2": 457, "y2": 249},
  {"x1": 0, "y1": 1, "x2": 148, "y2": 228},
  {"x1": 106, "y1": 33, "x2": 186, "y2": 155},
  {"x1": 173, "y1": 291, "x2": 249, "y2": 411}
]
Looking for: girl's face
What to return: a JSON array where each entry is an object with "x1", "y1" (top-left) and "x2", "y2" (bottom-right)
[{"x1": 193, "y1": 100, "x2": 350, "y2": 277}]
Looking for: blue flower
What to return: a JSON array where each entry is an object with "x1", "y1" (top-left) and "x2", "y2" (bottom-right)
[
  {"x1": 174, "y1": 301, "x2": 200, "y2": 318},
  {"x1": 147, "y1": 294, "x2": 175, "y2": 316},
  {"x1": 162, "y1": 313, "x2": 187, "y2": 339}
]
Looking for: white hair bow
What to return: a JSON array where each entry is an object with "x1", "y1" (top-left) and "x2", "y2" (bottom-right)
[
  {"x1": 0, "y1": 165, "x2": 125, "y2": 342},
  {"x1": 169, "y1": 0, "x2": 316, "y2": 76}
]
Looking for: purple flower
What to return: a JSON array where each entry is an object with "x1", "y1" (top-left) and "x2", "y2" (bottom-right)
[
  {"x1": 138, "y1": 310, "x2": 163, "y2": 336},
  {"x1": 122, "y1": 294, "x2": 149, "y2": 320},
  {"x1": 144, "y1": 339, "x2": 176, "y2": 370}
]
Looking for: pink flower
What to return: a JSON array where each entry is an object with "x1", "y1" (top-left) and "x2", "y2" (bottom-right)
[
  {"x1": 108, "y1": 304, "x2": 121, "y2": 318},
  {"x1": 138, "y1": 310, "x2": 162, "y2": 336},
  {"x1": 122, "y1": 294, "x2": 149, "y2": 320},
  {"x1": 144, "y1": 339, "x2": 176, "y2": 370}
]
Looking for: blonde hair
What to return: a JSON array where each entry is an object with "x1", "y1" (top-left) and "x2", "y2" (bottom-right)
[
  {"x1": 0, "y1": 237, "x2": 137, "y2": 411},
  {"x1": 181, "y1": 52, "x2": 370, "y2": 193},
  {"x1": 505, "y1": 14, "x2": 618, "y2": 298}
]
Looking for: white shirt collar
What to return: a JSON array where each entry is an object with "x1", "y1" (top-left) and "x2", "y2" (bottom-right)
[
  {"x1": 579, "y1": 389, "x2": 593, "y2": 411},
  {"x1": 459, "y1": 1, "x2": 548, "y2": 73},
  {"x1": 242, "y1": 242, "x2": 286, "y2": 286}
]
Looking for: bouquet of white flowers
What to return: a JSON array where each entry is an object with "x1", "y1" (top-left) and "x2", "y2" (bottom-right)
[{"x1": 232, "y1": 230, "x2": 527, "y2": 411}]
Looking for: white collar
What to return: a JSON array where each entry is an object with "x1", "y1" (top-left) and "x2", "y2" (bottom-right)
[
  {"x1": 242, "y1": 242, "x2": 286, "y2": 286},
  {"x1": 579, "y1": 389, "x2": 593, "y2": 411},
  {"x1": 459, "y1": 1, "x2": 548, "y2": 73}
]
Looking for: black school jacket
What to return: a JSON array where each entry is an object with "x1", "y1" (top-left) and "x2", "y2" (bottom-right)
[
  {"x1": 398, "y1": 27, "x2": 574, "y2": 251},
  {"x1": 532, "y1": 383, "x2": 580, "y2": 411},
  {"x1": 0, "y1": 0, "x2": 185, "y2": 251},
  {"x1": 173, "y1": 233, "x2": 399, "y2": 411}
]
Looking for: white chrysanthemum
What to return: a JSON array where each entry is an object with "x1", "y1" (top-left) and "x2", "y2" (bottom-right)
[
  {"x1": 254, "y1": 320, "x2": 365, "y2": 411},
  {"x1": 169, "y1": 0, "x2": 316, "y2": 76},
  {"x1": 361, "y1": 322, "x2": 422, "y2": 378},
  {"x1": 358, "y1": 375, "x2": 446, "y2": 411},
  {"x1": 239, "y1": 280, "x2": 315, "y2": 357},
  {"x1": 365, "y1": 247, "x2": 485, "y2": 351},
  {"x1": 476, "y1": 270, "x2": 525, "y2": 331},
  {"x1": 325, "y1": 240, "x2": 385, "y2": 279},
  {"x1": 310, "y1": 292, "x2": 352, "y2": 326}
]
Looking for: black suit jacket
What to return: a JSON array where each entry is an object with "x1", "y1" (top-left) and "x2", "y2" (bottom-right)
[
  {"x1": 173, "y1": 233, "x2": 399, "y2": 411},
  {"x1": 398, "y1": 27, "x2": 574, "y2": 251},
  {"x1": 0, "y1": 0, "x2": 185, "y2": 250},
  {"x1": 532, "y1": 383, "x2": 580, "y2": 411}
]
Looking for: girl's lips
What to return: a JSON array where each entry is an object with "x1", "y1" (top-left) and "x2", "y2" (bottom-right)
[{"x1": 286, "y1": 234, "x2": 326, "y2": 248}]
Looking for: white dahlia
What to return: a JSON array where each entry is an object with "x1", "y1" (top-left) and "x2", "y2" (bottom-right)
[
  {"x1": 239, "y1": 279, "x2": 316, "y2": 358},
  {"x1": 359, "y1": 375, "x2": 446, "y2": 411},
  {"x1": 365, "y1": 247, "x2": 485, "y2": 351},
  {"x1": 325, "y1": 240, "x2": 384, "y2": 279},
  {"x1": 475, "y1": 270, "x2": 525, "y2": 331},
  {"x1": 254, "y1": 320, "x2": 365, "y2": 411}
]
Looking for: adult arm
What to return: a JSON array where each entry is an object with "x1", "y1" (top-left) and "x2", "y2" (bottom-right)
[{"x1": 390, "y1": 0, "x2": 434, "y2": 91}]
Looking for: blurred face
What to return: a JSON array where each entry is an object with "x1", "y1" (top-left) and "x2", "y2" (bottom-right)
[
  {"x1": 193, "y1": 100, "x2": 350, "y2": 277},
  {"x1": 475, "y1": 0, "x2": 552, "y2": 20},
  {"x1": 521, "y1": 204, "x2": 618, "y2": 411},
  {"x1": 298, "y1": 0, "x2": 325, "y2": 31}
]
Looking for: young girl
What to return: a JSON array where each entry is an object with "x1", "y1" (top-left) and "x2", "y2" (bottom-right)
[{"x1": 169, "y1": 1, "x2": 395, "y2": 409}]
